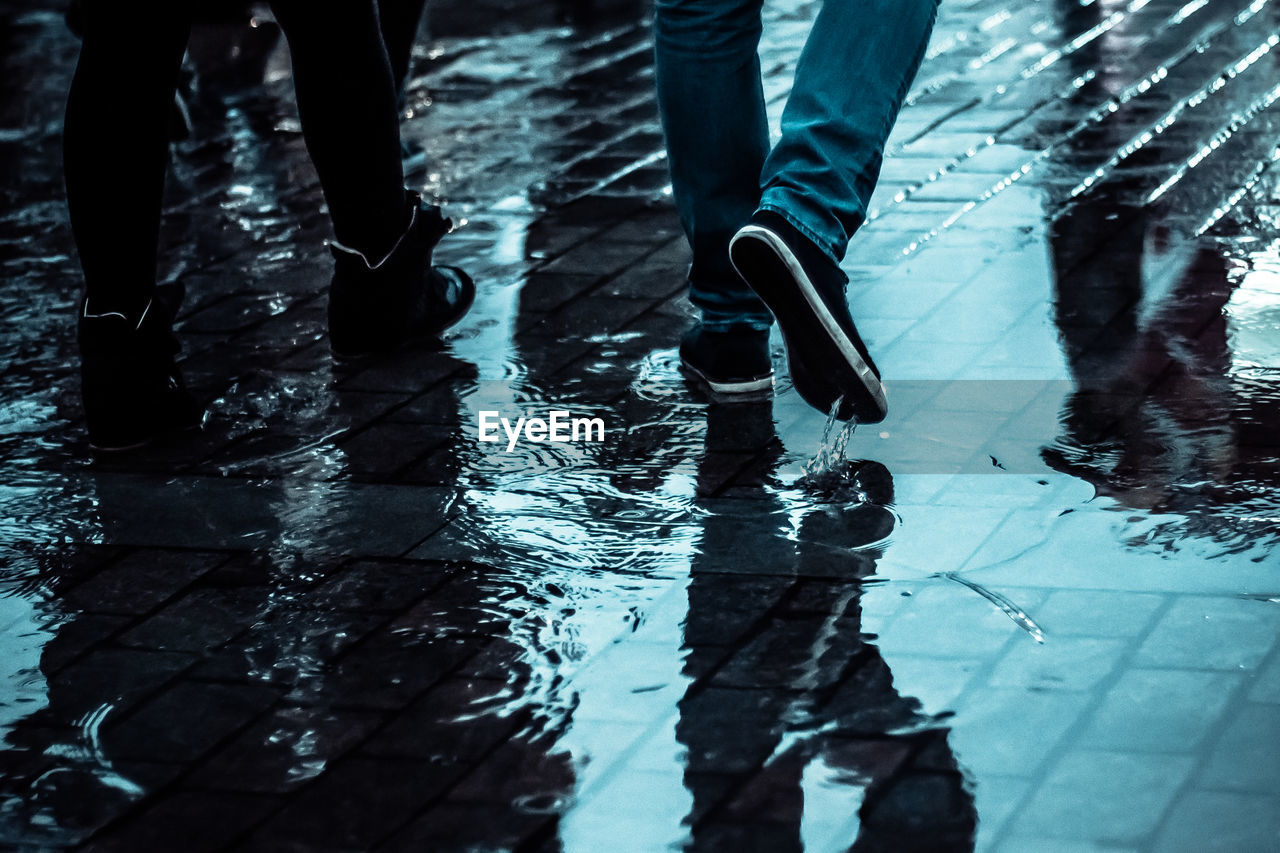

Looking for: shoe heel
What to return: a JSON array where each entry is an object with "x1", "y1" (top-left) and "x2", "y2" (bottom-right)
[{"x1": 729, "y1": 224, "x2": 888, "y2": 423}]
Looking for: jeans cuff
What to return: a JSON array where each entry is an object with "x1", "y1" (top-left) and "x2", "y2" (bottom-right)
[
  {"x1": 699, "y1": 306, "x2": 773, "y2": 331},
  {"x1": 758, "y1": 189, "x2": 862, "y2": 266}
]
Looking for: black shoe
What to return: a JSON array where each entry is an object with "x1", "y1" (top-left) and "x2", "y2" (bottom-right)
[
  {"x1": 679, "y1": 323, "x2": 774, "y2": 395},
  {"x1": 78, "y1": 285, "x2": 203, "y2": 452},
  {"x1": 729, "y1": 210, "x2": 888, "y2": 423},
  {"x1": 328, "y1": 192, "x2": 476, "y2": 358}
]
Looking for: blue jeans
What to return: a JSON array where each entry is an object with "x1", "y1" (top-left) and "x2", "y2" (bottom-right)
[{"x1": 655, "y1": 0, "x2": 939, "y2": 329}]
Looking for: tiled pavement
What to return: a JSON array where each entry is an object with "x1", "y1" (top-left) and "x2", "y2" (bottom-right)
[{"x1": 1, "y1": 0, "x2": 1280, "y2": 850}]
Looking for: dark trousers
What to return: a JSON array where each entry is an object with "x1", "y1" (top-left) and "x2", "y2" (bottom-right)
[{"x1": 64, "y1": 1, "x2": 423, "y2": 317}]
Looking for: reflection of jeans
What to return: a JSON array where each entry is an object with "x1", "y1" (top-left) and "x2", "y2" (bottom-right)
[
  {"x1": 654, "y1": 0, "x2": 938, "y2": 329},
  {"x1": 682, "y1": 404, "x2": 976, "y2": 851}
]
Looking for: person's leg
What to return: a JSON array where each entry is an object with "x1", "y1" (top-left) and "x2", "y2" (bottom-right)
[
  {"x1": 729, "y1": 0, "x2": 937, "y2": 422},
  {"x1": 269, "y1": 0, "x2": 474, "y2": 357},
  {"x1": 268, "y1": 0, "x2": 407, "y2": 261},
  {"x1": 64, "y1": 1, "x2": 193, "y2": 320},
  {"x1": 64, "y1": 2, "x2": 203, "y2": 450},
  {"x1": 653, "y1": 0, "x2": 772, "y2": 332},
  {"x1": 759, "y1": 0, "x2": 938, "y2": 263},
  {"x1": 378, "y1": 0, "x2": 428, "y2": 104},
  {"x1": 378, "y1": 0, "x2": 430, "y2": 173}
]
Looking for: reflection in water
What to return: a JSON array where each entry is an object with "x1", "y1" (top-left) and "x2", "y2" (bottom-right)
[
  {"x1": 681, "y1": 402, "x2": 974, "y2": 852},
  {"x1": 1042, "y1": 0, "x2": 1280, "y2": 558},
  {"x1": 3, "y1": 183, "x2": 973, "y2": 847},
  {"x1": 0, "y1": 594, "x2": 51, "y2": 746}
]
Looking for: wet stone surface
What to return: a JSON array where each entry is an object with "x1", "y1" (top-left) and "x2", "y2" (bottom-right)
[{"x1": 2, "y1": 0, "x2": 1280, "y2": 850}]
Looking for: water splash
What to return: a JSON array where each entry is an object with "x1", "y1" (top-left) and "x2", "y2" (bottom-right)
[{"x1": 799, "y1": 398, "x2": 859, "y2": 488}]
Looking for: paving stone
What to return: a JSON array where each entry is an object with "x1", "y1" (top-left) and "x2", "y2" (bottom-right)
[
  {"x1": 947, "y1": 688, "x2": 1090, "y2": 779},
  {"x1": 1033, "y1": 590, "x2": 1166, "y2": 639},
  {"x1": 188, "y1": 608, "x2": 386, "y2": 688},
  {"x1": 118, "y1": 587, "x2": 264, "y2": 653},
  {"x1": 1248, "y1": 650, "x2": 1280, "y2": 704},
  {"x1": 61, "y1": 550, "x2": 228, "y2": 616},
  {"x1": 48, "y1": 647, "x2": 198, "y2": 719},
  {"x1": 1082, "y1": 669, "x2": 1241, "y2": 753},
  {"x1": 37, "y1": 613, "x2": 134, "y2": 674},
  {"x1": 189, "y1": 706, "x2": 385, "y2": 794},
  {"x1": 986, "y1": 635, "x2": 1127, "y2": 693},
  {"x1": 84, "y1": 791, "x2": 282, "y2": 853},
  {"x1": 1200, "y1": 702, "x2": 1280, "y2": 794},
  {"x1": 379, "y1": 801, "x2": 552, "y2": 853},
  {"x1": 339, "y1": 422, "x2": 455, "y2": 481},
  {"x1": 1134, "y1": 596, "x2": 1280, "y2": 671},
  {"x1": 1010, "y1": 750, "x2": 1195, "y2": 844},
  {"x1": 358, "y1": 676, "x2": 522, "y2": 761},
  {"x1": 323, "y1": 628, "x2": 483, "y2": 710},
  {"x1": 1150, "y1": 790, "x2": 1280, "y2": 853},
  {"x1": 445, "y1": 736, "x2": 578, "y2": 806},
  {"x1": 308, "y1": 559, "x2": 454, "y2": 613},
  {"x1": 101, "y1": 680, "x2": 279, "y2": 763}
]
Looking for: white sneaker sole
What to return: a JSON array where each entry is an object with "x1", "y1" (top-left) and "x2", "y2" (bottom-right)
[{"x1": 680, "y1": 359, "x2": 775, "y2": 395}]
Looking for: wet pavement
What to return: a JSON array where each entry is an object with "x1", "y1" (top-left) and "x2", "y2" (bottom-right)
[{"x1": 2, "y1": 0, "x2": 1280, "y2": 849}]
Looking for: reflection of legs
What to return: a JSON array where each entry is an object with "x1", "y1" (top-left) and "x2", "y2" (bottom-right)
[
  {"x1": 269, "y1": 0, "x2": 407, "y2": 259},
  {"x1": 681, "y1": 402, "x2": 795, "y2": 848},
  {"x1": 654, "y1": 0, "x2": 771, "y2": 330},
  {"x1": 679, "y1": 426, "x2": 975, "y2": 850},
  {"x1": 64, "y1": 2, "x2": 193, "y2": 318},
  {"x1": 760, "y1": 0, "x2": 938, "y2": 263},
  {"x1": 849, "y1": 728, "x2": 976, "y2": 852}
]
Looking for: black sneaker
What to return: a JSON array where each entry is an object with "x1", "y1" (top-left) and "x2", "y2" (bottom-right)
[
  {"x1": 78, "y1": 285, "x2": 203, "y2": 452},
  {"x1": 729, "y1": 210, "x2": 888, "y2": 423},
  {"x1": 328, "y1": 191, "x2": 476, "y2": 358},
  {"x1": 679, "y1": 323, "x2": 774, "y2": 395}
]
